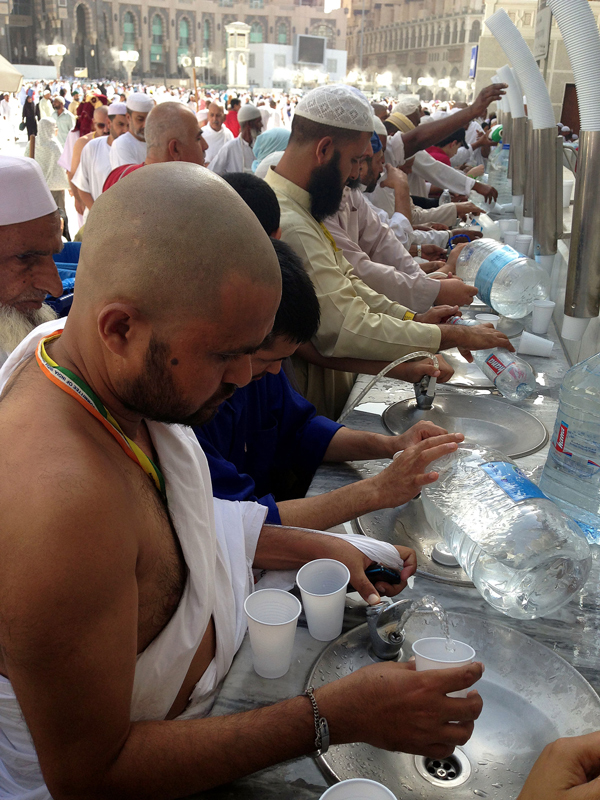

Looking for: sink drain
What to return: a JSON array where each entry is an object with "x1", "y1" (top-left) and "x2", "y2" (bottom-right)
[{"x1": 414, "y1": 748, "x2": 472, "y2": 788}]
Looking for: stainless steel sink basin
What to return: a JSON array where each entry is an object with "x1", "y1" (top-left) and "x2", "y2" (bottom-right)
[
  {"x1": 354, "y1": 502, "x2": 473, "y2": 587},
  {"x1": 308, "y1": 612, "x2": 600, "y2": 799},
  {"x1": 383, "y1": 395, "x2": 548, "y2": 459}
]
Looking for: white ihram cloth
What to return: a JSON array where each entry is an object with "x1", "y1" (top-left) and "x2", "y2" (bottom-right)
[
  {"x1": 0, "y1": 320, "x2": 407, "y2": 799},
  {"x1": 109, "y1": 131, "x2": 147, "y2": 169},
  {"x1": 0, "y1": 318, "x2": 267, "y2": 798},
  {"x1": 201, "y1": 123, "x2": 234, "y2": 165},
  {"x1": 72, "y1": 135, "x2": 112, "y2": 200},
  {"x1": 208, "y1": 135, "x2": 254, "y2": 176}
]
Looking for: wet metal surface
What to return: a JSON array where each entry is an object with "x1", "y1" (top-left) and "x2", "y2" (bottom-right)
[
  {"x1": 382, "y1": 395, "x2": 549, "y2": 459},
  {"x1": 310, "y1": 613, "x2": 600, "y2": 800}
]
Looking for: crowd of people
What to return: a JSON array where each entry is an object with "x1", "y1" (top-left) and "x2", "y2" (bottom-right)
[{"x1": 0, "y1": 77, "x2": 597, "y2": 800}]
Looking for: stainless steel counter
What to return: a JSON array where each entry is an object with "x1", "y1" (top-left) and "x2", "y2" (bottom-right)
[{"x1": 191, "y1": 314, "x2": 600, "y2": 800}]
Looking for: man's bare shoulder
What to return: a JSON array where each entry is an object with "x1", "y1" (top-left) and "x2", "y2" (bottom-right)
[{"x1": 0, "y1": 360, "x2": 139, "y2": 559}]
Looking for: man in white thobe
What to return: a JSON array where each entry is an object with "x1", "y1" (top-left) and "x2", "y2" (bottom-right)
[
  {"x1": 208, "y1": 103, "x2": 263, "y2": 176},
  {"x1": 73, "y1": 103, "x2": 128, "y2": 208},
  {"x1": 51, "y1": 97, "x2": 75, "y2": 148},
  {"x1": 109, "y1": 92, "x2": 155, "y2": 169},
  {"x1": 201, "y1": 102, "x2": 233, "y2": 165}
]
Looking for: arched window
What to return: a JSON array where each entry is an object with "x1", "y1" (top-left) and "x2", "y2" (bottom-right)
[
  {"x1": 178, "y1": 18, "x2": 190, "y2": 58},
  {"x1": 278, "y1": 22, "x2": 287, "y2": 44},
  {"x1": 451, "y1": 21, "x2": 458, "y2": 44},
  {"x1": 151, "y1": 14, "x2": 163, "y2": 62},
  {"x1": 443, "y1": 23, "x2": 450, "y2": 44},
  {"x1": 250, "y1": 21, "x2": 263, "y2": 43},
  {"x1": 469, "y1": 20, "x2": 481, "y2": 43},
  {"x1": 123, "y1": 11, "x2": 135, "y2": 48},
  {"x1": 314, "y1": 23, "x2": 334, "y2": 47},
  {"x1": 203, "y1": 18, "x2": 211, "y2": 53}
]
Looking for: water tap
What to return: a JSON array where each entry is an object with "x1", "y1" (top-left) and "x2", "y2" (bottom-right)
[
  {"x1": 366, "y1": 599, "x2": 414, "y2": 660},
  {"x1": 414, "y1": 374, "x2": 437, "y2": 411}
]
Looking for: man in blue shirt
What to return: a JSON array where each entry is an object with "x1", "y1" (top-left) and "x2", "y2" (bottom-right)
[{"x1": 194, "y1": 237, "x2": 461, "y2": 531}]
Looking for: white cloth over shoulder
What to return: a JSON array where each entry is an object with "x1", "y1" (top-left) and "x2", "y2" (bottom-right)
[
  {"x1": 0, "y1": 319, "x2": 268, "y2": 799},
  {"x1": 109, "y1": 131, "x2": 147, "y2": 170},
  {"x1": 72, "y1": 135, "x2": 112, "y2": 200},
  {"x1": 208, "y1": 135, "x2": 254, "y2": 176},
  {"x1": 201, "y1": 124, "x2": 234, "y2": 165}
]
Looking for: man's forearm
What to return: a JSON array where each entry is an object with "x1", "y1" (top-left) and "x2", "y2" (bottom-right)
[
  {"x1": 402, "y1": 104, "x2": 478, "y2": 159},
  {"x1": 92, "y1": 696, "x2": 316, "y2": 800},
  {"x1": 277, "y1": 478, "x2": 383, "y2": 530},
  {"x1": 324, "y1": 426, "x2": 395, "y2": 462},
  {"x1": 393, "y1": 184, "x2": 412, "y2": 221},
  {"x1": 78, "y1": 189, "x2": 94, "y2": 210}
]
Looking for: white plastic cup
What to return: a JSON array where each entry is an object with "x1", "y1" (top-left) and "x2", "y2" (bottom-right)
[
  {"x1": 515, "y1": 233, "x2": 533, "y2": 257},
  {"x1": 244, "y1": 589, "x2": 302, "y2": 679},
  {"x1": 563, "y1": 179, "x2": 574, "y2": 208},
  {"x1": 531, "y1": 300, "x2": 556, "y2": 335},
  {"x1": 475, "y1": 313, "x2": 500, "y2": 328},
  {"x1": 503, "y1": 230, "x2": 519, "y2": 248},
  {"x1": 296, "y1": 559, "x2": 350, "y2": 641},
  {"x1": 518, "y1": 331, "x2": 554, "y2": 358},
  {"x1": 522, "y1": 217, "x2": 534, "y2": 235},
  {"x1": 412, "y1": 637, "x2": 476, "y2": 698},
  {"x1": 562, "y1": 315, "x2": 591, "y2": 342},
  {"x1": 498, "y1": 218, "x2": 519, "y2": 239},
  {"x1": 320, "y1": 779, "x2": 398, "y2": 799}
]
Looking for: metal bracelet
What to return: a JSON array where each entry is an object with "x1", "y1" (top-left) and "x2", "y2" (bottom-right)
[{"x1": 305, "y1": 687, "x2": 330, "y2": 755}]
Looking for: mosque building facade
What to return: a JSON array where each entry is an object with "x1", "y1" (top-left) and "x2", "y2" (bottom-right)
[{"x1": 0, "y1": 0, "x2": 347, "y2": 84}]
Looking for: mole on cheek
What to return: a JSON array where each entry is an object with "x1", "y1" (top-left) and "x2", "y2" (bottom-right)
[{"x1": 171, "y1": 358, "x2": 179, "y2": 366}]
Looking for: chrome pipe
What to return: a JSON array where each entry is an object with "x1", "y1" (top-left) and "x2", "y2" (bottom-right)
[
  {"x1": 565, "y1": 130, "x2": 600, "y2": 318},
  {"x1": 503, "y1": 113, "x2": 513, "y2": 181},
  {"x1": 556, "y1": 135, "x2": 564, "y2": 240},
  {"x1": 523, "y1": 120, "x2": 535, "y2": 220},
  {"x1": 511, "y1": 116, "x2": 528, "y2": 197},
  {"x1": 533, "y1": 127, "x2": 559, "y2": 257}
]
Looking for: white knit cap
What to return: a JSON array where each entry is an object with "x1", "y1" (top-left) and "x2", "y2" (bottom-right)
[
  {"x1": 373, "y1": 115, "x2": 387, "y2": 136},
  {"x1": 0, "y1": 156, "x2": 57, "y2": 226},
  {"x1": 237, "y1": 103, "x2": 262, "y2": 123},
  {"x1": 126, "y1": 92, "x2": 155, "y2": 113},
  {"x1": 393, "y1": 95, "x2": 421, "y2": 116},
  {"x1": 294, "y1": 85, "x2": 374, "y2": 132},
  {"x1": 107, "y1": 102, "x2": 127, "y2": 116}
]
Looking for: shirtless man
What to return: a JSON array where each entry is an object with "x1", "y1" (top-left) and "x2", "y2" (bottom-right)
[{"x1": 0, "y1": 164, "x2": 482, "y2": 799}]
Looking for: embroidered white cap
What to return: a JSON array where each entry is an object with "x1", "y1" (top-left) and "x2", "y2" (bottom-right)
[
  {"x1": 294, "y1": 85, "x2": 374, "y2": 132},
  {"x1": 373, "y1": 115, "x2": 387, "y2": 136},
  {"x1": 0, "y1": 156, "x2": 57, "y2": 226},
  {"x1": 126, "y1": 93, "x2": 155, "y2": 113},
  {"x1": 107, "y1": 102, "x2": 127, "y2": 116},
  {"x1": 392, "y1": 95, "x2": 421, "y2": 116},
  {"x1": 237, "y1": 103, "x2": 262, "y2": 123}
]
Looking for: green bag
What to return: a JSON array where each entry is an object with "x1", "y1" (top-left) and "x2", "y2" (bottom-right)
[{"x1": 19, "y1": 121, "x2": 26, "y2": 131}]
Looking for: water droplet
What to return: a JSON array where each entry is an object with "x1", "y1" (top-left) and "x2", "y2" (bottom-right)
[{"x1": 473, "y1": 791, "x2": 488, "y2": 798}]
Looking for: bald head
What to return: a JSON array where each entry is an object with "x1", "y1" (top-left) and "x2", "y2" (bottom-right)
[
  {"x1": 144, "y1": 102, "x2": 207, "y2": 165},
  {"x1": 75, "y1": 162, "x2": 280, "y2": 324}
]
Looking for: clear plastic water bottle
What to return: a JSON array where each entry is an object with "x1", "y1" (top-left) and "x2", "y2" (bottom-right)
[
  {"x1": 498, "y1": 143, "x2": 510, "y2": 174},
  {"x1": 447, "y1": 316, "x2": 536, "y2": 402},
  {"x1": 439, "y1": 189, "x2": 452, "y2": 205},
  {"x1": 540, "y1": 352, "x2": 600, "y2": 543},
  {"x1": 455, "y1": 238, "x2": 550, "y2": 319},
  {"x1": 421, "y1": 442, "x2": 592, "y2": 620}
]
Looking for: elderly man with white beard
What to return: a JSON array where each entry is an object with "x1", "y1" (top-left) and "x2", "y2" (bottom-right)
[{"x1": 0, "y1": 157, "x2": 63, "y2": 366}]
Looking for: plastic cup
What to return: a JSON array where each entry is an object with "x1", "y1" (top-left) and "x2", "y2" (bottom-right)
[
  {"x1": 412, "y1": 637, "x2": 476, "y2": 698},
  {"x1": 531, "y1": 300, "x2": 556, "y2": 335},
  {"x1": 563, "y1": 179, "x2": 574, "y2": 208},
  {"x1": 296, "y1": 559, "x2": 350, "y2": 641},
  {"x1": 562, "y1": 316, "x2": 591, "y2": 341},
  {"x1": 503, "y1": 230, "x2": 519, "y2": 248},
  {"x1": 498, "y1": 218, "x2": 519, "y2": 239},
  {"x1": 518, "y1": 331, "x2": 554, "y2": 358},
  {"x1": 320, "y1": 779, "x2": 398, "y2": 799},
  {"x1": 515, "y1": 233, "x2": 533, "y2": 257},
  {"x1": 475, "y1": 313, "x2": 500, "y2": 328},
  {"x1": 244, "y1": 589, "x2": 302, "y2": 679}
]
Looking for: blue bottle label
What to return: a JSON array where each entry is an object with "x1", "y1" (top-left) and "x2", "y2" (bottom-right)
[
  {"x1": 474, "y1": 245, "x2": 520, "y2": 306},
  {"x1": 481, "y1": 461, "x2": 547, "y2": 503}
]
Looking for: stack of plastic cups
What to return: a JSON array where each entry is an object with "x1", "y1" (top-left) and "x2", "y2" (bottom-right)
[
  {"x1": 503, "y1": 230, "x2": 519, "y2": 249},
  {"x1": 515, "y1": 233, "x2": 533, "y2": 257}
]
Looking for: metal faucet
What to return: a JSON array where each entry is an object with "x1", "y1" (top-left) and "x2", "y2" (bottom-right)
[
  {"x1": 366, "y1": 599, "x2": 414, "y2": 660},
  {"x1": 413, "y1": 374, "x2": 437, "y2": 411}
]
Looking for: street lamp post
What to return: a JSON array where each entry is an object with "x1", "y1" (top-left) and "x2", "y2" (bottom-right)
[
  {"x1": 47, "y1": 44, "x2": 67, "y2": 80},
  {"x1": 119, "y1": 50, "x2": 139, "y2": 85}
]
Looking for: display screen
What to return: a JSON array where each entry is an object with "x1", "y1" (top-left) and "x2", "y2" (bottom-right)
[{"x1": 296, "y1": 35, "x2": 326, "y2": 65}]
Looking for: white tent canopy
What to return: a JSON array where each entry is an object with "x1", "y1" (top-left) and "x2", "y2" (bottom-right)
[{"x1": 0, "y1": 55, "x2": 24, "y2": 93}]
